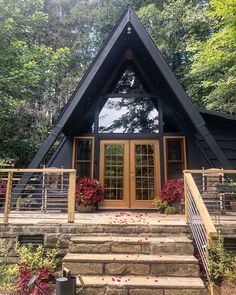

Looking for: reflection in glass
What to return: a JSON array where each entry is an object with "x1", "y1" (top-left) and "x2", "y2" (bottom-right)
[
  {"x1": 99, "y1": 97, "x2": 159, "y2": 133},
  {"x1": 167, "y1": 140, "x2": 182, "y2": 161},
  {"x1": 103, "y1": 144, "x2": 124, "y2": 201},
  {"x1": 113, "y1": 68, "x2": 146, "y2": 94},
  {"x1": 166, "y1": 138, "x2": 185, "y2": 180},
  {"x1": 134, "y1": 144, "x2": 156, "y2": 201},
  {"x1": 75, "y1": 139, "x2": 92, "y2": 177}
]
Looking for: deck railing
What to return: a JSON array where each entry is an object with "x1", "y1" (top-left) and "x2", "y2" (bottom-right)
[
  {"x1": 184, "y1": 169, "x2": 236, "y2": 295},
  {"x1": 0, "y1": 168, "x2": 76, "y2": 224}
]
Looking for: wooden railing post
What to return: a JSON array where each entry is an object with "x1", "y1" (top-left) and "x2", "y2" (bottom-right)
[
  {"x1": 3, "y1": 171, "x2": 13, "y2": 224},
  {"x1": 68, "y1": 170, "x2": 76, "y2": 223}
]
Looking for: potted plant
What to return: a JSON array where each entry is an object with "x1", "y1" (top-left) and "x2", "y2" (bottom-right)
[
  {"x1": 152, "y1": 197, "x2": 168, "y2": 213},
  {"x1": 16, "y1": 195, "x2": 36, "y2": 211},
  {"x1": 216, "y1": 181, "x2": 236, "y2": 193},
  {"x1": 216, "y1": 181, "x2": 236, "y2": 211},
  {"x1": 75, "y1": 176, "x2": 104, "y2": 212},
  {"x1": 153, "y1": 179, "x2": 184, "y2": 214}
]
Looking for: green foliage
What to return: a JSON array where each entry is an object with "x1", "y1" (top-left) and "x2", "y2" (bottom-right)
[
  {"x1": 153, "y1": 197, "x2": 168, "y2": 210},
  {"x1": 188, "y1": 0, "x2": 236, "y2": 113},
  {"x1": 16, "y1": 195, "x2": 37, "y2": 210},
  {"x1": 207, "y1": 237, "x2": 236, "y2": 286},
  {"x1": 153, "y1": 197, "x2": 178, "y2": 214},
  {"x1": 0, "y1": 239, "x2": 60, "y2": 293},
  {"x1": 0, "y1": 0, "x2": 234, "y2": 166},
  {"x1": 138, "y1": 1, "x2": 209, "y2": 79},
  {"x1": 0, "y1": 239, "x2": 18, "y2": 293},
  {"x1": 164, "y1": 205, "x2": 178, "y2": 214},
  {"x1": 0, "y1": 0, "x2": 72, "y2": 166},
  {"x1": 15, "y1": 241, "x2": 60, "y2": 272}
]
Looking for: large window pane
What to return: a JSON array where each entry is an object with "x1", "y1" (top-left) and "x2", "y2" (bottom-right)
[
  {"x1": 165, "y1": 137, "x2": 186, "y2": 180},
  {"x1": 99, "y1": 97, "x2": 159, "y2": 133},
  {"x1": 74, "y1": 138, "x2": 93, "y2": 177},
  {"x1": 113, "y1": 68, "x2": 147, "y2": 94}
]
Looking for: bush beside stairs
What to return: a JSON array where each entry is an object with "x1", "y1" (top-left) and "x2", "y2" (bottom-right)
[{"x1": 62, "y1": 223, "x2": 207, "y2": 295}]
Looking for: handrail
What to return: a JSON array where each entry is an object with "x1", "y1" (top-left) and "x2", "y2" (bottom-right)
[
  {"x1": 185, "y1": 172, "x2": 218, "y2": 237},
  {"x1": 0, "y1": 168, "x2": 75, "y2": 173},
  {"x1": 184, "y1": 169, "x2": 236, "y2": 174},
  {"x1": 184, "y1": 171, "x2": 221, "y2": 295}
]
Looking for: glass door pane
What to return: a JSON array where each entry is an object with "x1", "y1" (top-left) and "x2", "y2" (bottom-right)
[
  {"x1": 99, "y1": 140, "x2": 129, "y2": 208},
  {"x1": 104, "y1": 144, "x2": 124, "y2": 200},
  {"x1": 130, "y1": 140, "x2": 160, "y2": 208}
]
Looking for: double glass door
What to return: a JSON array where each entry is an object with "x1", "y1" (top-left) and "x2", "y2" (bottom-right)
[{"x1": 99, "y1": 140, "x2": 160, "y2": 208}]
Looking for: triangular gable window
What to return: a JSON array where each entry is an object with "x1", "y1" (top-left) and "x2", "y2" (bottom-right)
[
  {"x1": 98, "y1": 96, "x2": 159, "y2": 133},
  {"x1": 112, "y1": 67, "x2": 147, "y2": 94}
]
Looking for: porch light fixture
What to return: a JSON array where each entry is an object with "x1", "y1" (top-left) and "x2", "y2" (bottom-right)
[{"x1": 127, "y1": 26, "x2": 132, "y2": 34}]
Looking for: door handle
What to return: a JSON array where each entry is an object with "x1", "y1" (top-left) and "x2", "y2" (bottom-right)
[{"x1": 131, "y1": 172, "x2": 134, "y2": 179}]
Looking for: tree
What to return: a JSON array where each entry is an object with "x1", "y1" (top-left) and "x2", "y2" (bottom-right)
[
  {"x1": 187, "y1": 0, "x2": 236, "y2": 113},
  {"x1": 137, "y1": 1, "x2": 210, "y2": 83},
  {"x1": 0, "y1": 0, "x2": 72, "y2": 166}
]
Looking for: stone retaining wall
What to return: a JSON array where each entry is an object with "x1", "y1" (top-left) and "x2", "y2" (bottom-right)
[
  {"x1": 0, "y1": 223, "x2": 235, "y2": 262},
  {"x1": 0, "y1": 223, "x2": 192, "y2": 261}
]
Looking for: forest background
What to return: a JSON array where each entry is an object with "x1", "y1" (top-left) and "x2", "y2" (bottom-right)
[{"x1": 0, "y1": 0, "x2": 235, "y2": 166}]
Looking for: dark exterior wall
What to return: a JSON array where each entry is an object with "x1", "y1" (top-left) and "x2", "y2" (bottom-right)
[
  {"x1": 197, "y1": 114, "x2": 236, "y2": 169},
  {"x1": 186, "y1": 137, "x2": 211, "y2": 169},
  {"x1": 50, "y1": 139, "x2": 73, "y2": 169}
]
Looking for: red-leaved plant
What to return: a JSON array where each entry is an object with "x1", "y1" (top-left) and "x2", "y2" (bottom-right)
[
  {"x1": 0, "y1": 179, "x2": 6, "y2": 207},
  {"x1": 18, "y1": 263, "x2": 52, "y2": 295},
  {"x1": 160, "y1": 179, "x2": 184, "y2": 204},
  {"x1": 75, "y1": 176, "x2": 104, "y2": 207}
]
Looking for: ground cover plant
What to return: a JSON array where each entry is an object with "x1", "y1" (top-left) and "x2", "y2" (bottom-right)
[{"x1": 0, "y1": 239, "x2": 60, "y2": 295}]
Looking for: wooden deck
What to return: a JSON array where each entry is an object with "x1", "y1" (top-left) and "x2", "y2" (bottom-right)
[{"x1": 0, "y1": 211, "x2": 235, "y2": 227}]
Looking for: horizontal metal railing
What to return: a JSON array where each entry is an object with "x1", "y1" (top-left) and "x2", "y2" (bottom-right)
[
  {"x1": 0, "y1": 168, "x2": 76, "y2": 224},
  {"x1": 185, "y1": 169, "x2": 236, "y2": 224},
  {"x1": 184, "y1": 169, "x2": 236, "y2": 295}
]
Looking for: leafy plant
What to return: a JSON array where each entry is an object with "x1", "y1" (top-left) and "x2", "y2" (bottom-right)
[
  {"x1": 0, "y1": 239, "x2": 59, "y2": 294},
  {"x1": 15, "y1": 242, "x2": 60, "y2": 294},
  {"x1": 153, "y1": 197, "x2": 178, "y2": 214},
  {"x1": 160, "y1": 179, "x2": 184, "y2": 205},
  {"x1": 207, "y1": 237, "x2": 236, "y2": 286},
  {"x1": 152, "y1": 197, "x2": 168, "y2": 211},
  {"x1": 75, "y1": 176, "x2": 104, "y2": 207},
  {"x1": 0, "y1": 239, "x2": 18, "y2": 293},
  {"x1": 164, "y1": 205, "x2": 178, "y2": 214},
  {"x1": 16, "y1": 195, "x2": 37, "y2": 210},
  {"x1": 0, "y1": 179, "x2": 6, "y2": 208}
]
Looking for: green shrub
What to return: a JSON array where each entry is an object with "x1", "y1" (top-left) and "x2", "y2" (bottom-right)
[
  {"x1": 0, "y1": 239, "x2": 60, "y2": 294},
  {"x1": 152, "y1": 197, "x2": 168, "y2": 211},
  {"x1": 207, "y1": 236, "x2": 236, "y2": 286},
  {"x1": 164, "y1": 205, "x2": 178, "y2": 214},
  {"x1": 0, "y1": 240, "x2": 18, "y2": 293}
]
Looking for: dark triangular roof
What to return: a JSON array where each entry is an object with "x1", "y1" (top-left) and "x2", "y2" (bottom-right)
[{"x1": 28, "y1": 5, "x2": 232, "y2": 169}]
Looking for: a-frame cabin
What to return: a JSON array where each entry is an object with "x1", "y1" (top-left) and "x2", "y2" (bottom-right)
[{"x1": 28, "y1": 6, "x2": 236, "y2": 209}]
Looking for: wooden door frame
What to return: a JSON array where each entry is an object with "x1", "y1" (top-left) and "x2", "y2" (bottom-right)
[{"x1": 99, "y1": 139, "x2": 161, "y2": 209}]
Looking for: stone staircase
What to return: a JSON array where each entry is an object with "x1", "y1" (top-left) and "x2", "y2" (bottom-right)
[{"x1": 62, "y1": 224, "x2": 207, "y2": 295}]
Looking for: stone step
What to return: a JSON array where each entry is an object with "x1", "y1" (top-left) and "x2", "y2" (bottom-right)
[
  {"x1": 69, "y1": 235, "x2": 193, "y2": 255},
  {"x1": 63, "y1": 253, "x2": 199, "y2": 277},
  {"x1": 75, "y1": 275, "x2": 207, "y2": 295}
]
